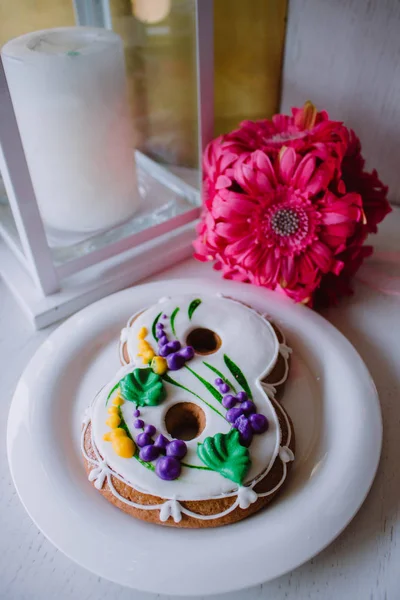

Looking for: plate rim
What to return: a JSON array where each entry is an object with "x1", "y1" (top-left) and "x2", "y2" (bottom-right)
[{"x1": 7, "y1": 278, "x2": 383, "y2": 596}]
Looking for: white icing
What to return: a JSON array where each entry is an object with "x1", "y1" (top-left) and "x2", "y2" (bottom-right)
[
  {"x1": 279, "y1": 446, "x2": 295, "y2": 463},
  {"x1": 279, "y1": 343, "x2": 292, "y2": 360},
  {"x1": 261, "y1": 382, "x2": 277, "y2": 398},
  {"x1": 237, "y1": 486, "x2": 258, "y2": 509},
  {"x1": 260, "y1": 318, "x2": 292, "y2": 393},
  {"x1": 120, "y1": 327, "x2": 129, "y2": 344},
  {"x1": 159, "y1": 499, "x2": 182, "y2": 523},
  {"x1": 84, "y1": 294, "x2": 295, "y2": 523},
  {"x1": 88, "y1": 462, "x2": 108, "y2": 490}
]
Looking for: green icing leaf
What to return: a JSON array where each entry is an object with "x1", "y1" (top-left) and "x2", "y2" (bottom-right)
[
  {"x1": 223, "y1": 354, "x2": 253, "y2": 399},
  {"x1": 162, "y1": 373, "x2": 225, "y2": 418},
  {"x1": 106, "y1": 382, "x2": 120, "y2": 405},
  {"x1": 170, "y1": 307, "x2": 180, "y2": 336},
  {"x1": 197, "y1": 429, "x2": 250, "y2": 484},
  {"x1": 119, "y1": 368, "x2": 166, "y2": 407},
  {"x1": 151, "y1": 312, "x2": 163, "y2": 341},
  {"x1": 203, "y1": 362, "x2": 237, "y2": 393},
  {"x1": 188, "y1": 298, "x2": 201, "y2": 320},
  {"x1": 184, "y1": 365, "x2": 223, "y2": 403}
]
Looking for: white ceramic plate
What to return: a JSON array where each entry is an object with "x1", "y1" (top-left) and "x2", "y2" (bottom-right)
[{"x1": 7, "y1": 279, "x2": 382, "y2": 596}]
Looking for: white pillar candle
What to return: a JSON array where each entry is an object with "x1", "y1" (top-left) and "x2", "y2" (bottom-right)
[{"x1": 1, "y1": 27, "x2": 139, "y2": 234}]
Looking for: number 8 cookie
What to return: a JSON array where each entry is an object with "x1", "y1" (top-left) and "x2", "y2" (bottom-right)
[{"x1": 82, "y1": 294, "x2": 295, "y2": 527}]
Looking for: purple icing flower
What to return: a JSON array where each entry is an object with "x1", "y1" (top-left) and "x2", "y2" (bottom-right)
[
  {"x1": 236, "y1": 391, "x2": 248, "y2": 402},
  {"x1": 158, "y1": 344, "x2": 170, "y2": 357},
  {"x1": 226, "y1": 406, "x2": 244, "y2": 424},
  {"x1": 158, "y1": 339, "x2": 181, "y2": 357},
  {"x1": 241, "y1": 400, "x2": 256, "y2": 415},
  {"x1": 215, "y1": 378, "x2": 223, "y2": 386},
  {"x1": 235, "y1": 414, "x2": 253, "y2": 447},
  {"x1": 168, "y1": 340, "x2": 181, "y2": 352},
  {"x1": 133, "y1": 409, "x2": 141, "y2": 418},
  {"x1": 166, "y1": 439, "x2": 187, "y2": 459},
  {"x1": 144, "y1": 424, "x2": 156, "y2": 436},
  {"x1": 249, "y1": 413, "x2": 269, "y2": 434},
  {"x1": 134, "y1": 419, "x2": 144, "y2": 429},
  {"x1": 154, "y1": 434, "x2": 169, "y2": 451},
  {"x1": 219, "y1": 382, "x2": 230, "y2": 394},
  {"x1": 156, "y1": 456, "x2": 181, "y2": 480},
  {"x1": 180, "y1": 346, "x2": 194, "y2": 360},
  {"x1": 162, "y1": 314, "x2": 167, "y2": 319},
  {"x1": 139, "y1": 445, "x2": 160, "y2": 462},
  {"x1": 167, "y1": 352, "x2": 186, "y2": 371},
  {"x1": 136, "y1": 432, "x2": 152, "y2": 447},
  {"x1": 158, "y1": 335, "x2": 168, "y2": 347},
  {"x1": 222, "y1": 394, "x2": 237, "y2": 409}
]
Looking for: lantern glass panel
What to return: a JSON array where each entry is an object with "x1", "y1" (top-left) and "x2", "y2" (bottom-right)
[{"x1": 0, "y1": 0, "x2": 201, "y2": 270}]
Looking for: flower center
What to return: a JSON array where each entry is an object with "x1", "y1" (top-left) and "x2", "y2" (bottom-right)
[
  {"x1": 259, "y1": 198, "x2": 317, "y2": 255},
  {"x1": 266, "y1": 130, "x2": 306, "y2": 144},
  {"x1": 270, "y1": 209, "x2": 299, "y2": 237}
]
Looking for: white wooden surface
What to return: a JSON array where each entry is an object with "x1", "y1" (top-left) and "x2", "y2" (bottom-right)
[
  {"x1": 1, "y1": 209, "x2": 400, "y2": 599},
  {"x1": 282, "y1": 0, "x2": 400, "y2": 205}
]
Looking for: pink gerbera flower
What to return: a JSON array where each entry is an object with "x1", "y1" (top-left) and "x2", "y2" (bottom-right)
[
  {"x1": 194, "y1": 147, "x2": 363, "y2": 304},
  {"x1": 194, "y1": 103, "x2": 391, "y2": 306}
]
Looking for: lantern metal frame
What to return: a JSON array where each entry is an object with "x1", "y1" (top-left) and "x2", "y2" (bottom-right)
[{"x1": 0, "y1": 0, "x2": 213, "y2": 328}]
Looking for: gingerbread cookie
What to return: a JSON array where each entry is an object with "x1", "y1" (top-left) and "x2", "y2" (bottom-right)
[{"x1": 82, "y1": 294, "x2": 295, "y2": 527}]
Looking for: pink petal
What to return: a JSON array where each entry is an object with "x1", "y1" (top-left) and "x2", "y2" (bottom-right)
[
  {"x1": 225, "y1": 235, "x2": 254, "y2": 257},
  {"x1": 254, "y1": 150, "x2": 277, "y2": 186},
  {"x1": 255, "y1": 170, "x2": 274, "y2": 193},
  {"x1": 278, "y1": 147, "x2": 297, "y2": 184},
  {"x1": 323, "y1": 221, "x2": 356, "y2": 241},
  {"x1": 280, "y1": 255, "x2": 297, "y2": 287},
  {"x1": 298, "y1": 254, "x2": 319, "y2": 285},
  {"x1": 233, "y1": 159, "x2": 251, "y2": 191},
  {"x1": 305, "y1": 162, "x2": 335, "y2": 196},
  {"x1": 219, "y1": 152, "x2": 238, "y2": 171},
  {"x1": 215, "y1": 175, "x2": 232, "y2": 190},
  {"x1": 293, "y1": 154, "x2": 316, "y2": 190},
  {"x1": 212, "y1": 202, "x2": 246, "y2": 221},
  {"x1": 321, "y1": 212, "x2": 353, "y2": 225},
  {"x1": 215, "y1": 222, "x2": 246, "y2": 238},
  {"x1": 308, "y1": 241, "x2": 334, "y2": 273},
  {"x1": 259, "y1": 249, "x2": 280, "y2": 285}
]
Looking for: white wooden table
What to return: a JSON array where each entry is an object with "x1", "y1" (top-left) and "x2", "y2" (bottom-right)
[{"x1": 1, "y1": 210, "x2": 399, "y2": 600}]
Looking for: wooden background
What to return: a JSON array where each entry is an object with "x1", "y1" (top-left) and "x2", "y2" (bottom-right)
[{"x1": 281, "y1": 0, "x2": 400, "y2": 205}]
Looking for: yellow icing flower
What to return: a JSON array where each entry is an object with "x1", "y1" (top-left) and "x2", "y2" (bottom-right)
[
  {"x1": 112, "y1": 395, "x2": 124, "y2": 406},
  {"x1": 103, "y1": 428, "x2": 136, "y2": 458},
  {"x1": 137, "y1": 326, "x2": 156, "y2": 364},
  {"x1": 106, "y1": 414, "x2": 121, "y2": 429},
  {"x1": 104, "y1": 394, "x2": 136, "y2": 459},
  {"x1": 112, "y1": 436, "x2": 135, "y2": 458},
  {"x1": 109, "y1": 428, "x2": 126, "y2": 439},
  {"x1": 151, "y1": 355, "x2": 168, "y2": 375},
  {"x1": 138, "y1": 327, "x2": 147, "y2": 339}
]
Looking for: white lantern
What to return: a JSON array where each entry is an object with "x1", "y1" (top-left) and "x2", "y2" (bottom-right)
[{"x1": 0, "y1": 0, "x2": 213, "y2": 328}]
